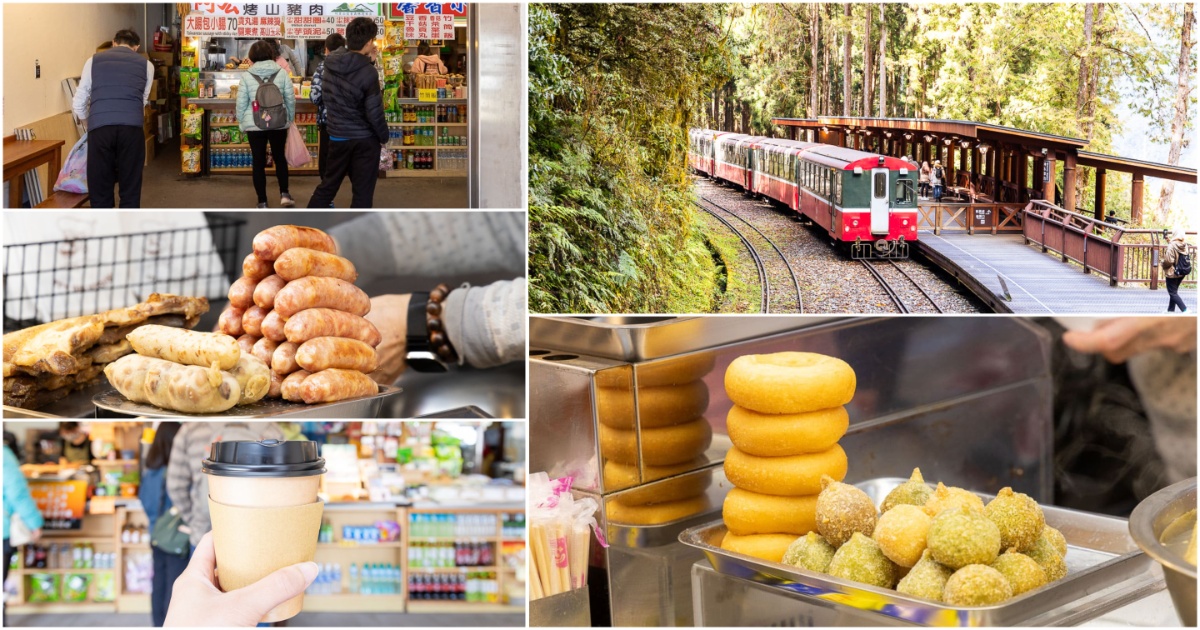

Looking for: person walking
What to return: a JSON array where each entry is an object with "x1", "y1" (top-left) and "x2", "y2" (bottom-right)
[
  {"x1": 71, "y1": 29, "x2": 154, "y2": 208},
  {"x1": 918, "y1": 161, "x2": 931, "y2": 198},
  {"x1": 307, "y1": 17, "x2": 388, "y2": 209},
  {"x1": 236, "y1": 40, "x2": 296, "y2": 208},
  {"x1": 310, "y1": 33, "x2": 346, "y2": 180},
  {"x1": 412, "y1": 42, "x2": 448, "y2": 75},
  {"x1": 140, "y1": 422, "x2": 185, "y2": 627},
  {"x1": 931, "y1": 160, "x2": 945, "y2": 202},
  {"x1": 1162, "y1": 229, "x2": 1191, "y2": 313},
  {"x1": 4, "y1": 443, "x2": 44, "y2": 618}
]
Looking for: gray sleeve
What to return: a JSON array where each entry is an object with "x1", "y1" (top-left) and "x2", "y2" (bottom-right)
[
  {"x1": 165, "y1": 429, "x2": 192, "y2": 521},
  {"x1": 329, "y1": 212, "x2": 525, "y2": 284},
  {"x1": 442, "y1": 278, "x2": 526, "y2": 368}
]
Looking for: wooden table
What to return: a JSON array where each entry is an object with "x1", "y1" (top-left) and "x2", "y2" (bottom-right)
[{"x1": 4, "y1": 136, "x2": 65, "y2": 208}]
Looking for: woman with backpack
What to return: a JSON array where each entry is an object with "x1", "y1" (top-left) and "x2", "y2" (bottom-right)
[
  {"x1": 1162, "y1": 229, "x2": 1191, "y2": 313},
  {"x1": 412, "y1": 42, "x2": 448, "y2": 74},
  {"x1": 236, "y1": 40, "x2": 296, "y2": 208},
  {"x1": 139, "y1": 422, "x2": 184, "y2": 627}
]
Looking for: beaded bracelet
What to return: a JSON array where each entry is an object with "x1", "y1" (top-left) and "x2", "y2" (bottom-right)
[{"x1": 425, "y1": 283, "x2": 458, "y2": 363}]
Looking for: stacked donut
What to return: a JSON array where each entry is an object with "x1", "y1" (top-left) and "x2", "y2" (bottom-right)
[
  {"x1": 218, "y1": 225, "x2": 381, "y2": 404},
  {"x1": 597, "y1": 353, "x2": 716, "y2": 525},
  {"x1": 720, "y1": 352, "x2": 856, "y2": 563}
]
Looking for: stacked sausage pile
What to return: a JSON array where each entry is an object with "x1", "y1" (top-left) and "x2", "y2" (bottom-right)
[
  {"x1": 719, "y1": 352, "x2": 856, "y2": 561},
  {"x1": 219, "y1": 225, "x2": 381, "y2": 404}
]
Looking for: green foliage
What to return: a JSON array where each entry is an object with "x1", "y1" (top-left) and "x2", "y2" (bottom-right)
[{"x1": 528, "y1": 3, "x2": 733, "y2": 313}]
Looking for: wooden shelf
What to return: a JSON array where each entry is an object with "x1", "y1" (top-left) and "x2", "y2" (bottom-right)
[
  {"x1": 382, "y1": 169, "x2": 466, "y2": 178},
  {"x1": 385, "y1": 145, "x2": 466, "y2": 151},
  {"x1": 7, "y1": 602, "x2": 117, "y2": 614},
  {"x1": 12, "y1": 568, "x2": 111, "y2": 574},
  {"x1": 408, "y1": 565, "x2": 499, "y2": 572},
  {"x1": 317, "y1": 541, "x2": 405, "y2": 548},
  {"x1": 387, "y1": 122, "x2": 467, "y2": 127},
  {"x1": 38, "y1": 536, "x2": 112, "y2": 543},
  {"x1": 211, "y1": 143, "x2": 319, "y2": 148},
  {"x1": 408, "y1": 536, "x2": 495, "y2": 543},
  {"x1": 210, "y1": 167, "x2": 319, "y2": 173},
  {"x1": 302, "y1": 593, "x2": 406, "y2": 613},
  {"x1": 91, "y1": 459, "x2": 137, "y2": 466},
  {"x1": 405, "y1": 601, "x2": 522, "y2": 614}
]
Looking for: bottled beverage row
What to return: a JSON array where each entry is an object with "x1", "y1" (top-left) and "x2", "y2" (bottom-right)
[
  {"x1": 408, "y1": 541, "x2": 496, "y2": 568},
  {"x1": 408, "y1": 572, "x2": 500, "y2": 602},
  {"x1": 386, "y1": 150, "x2": 439, "y2": 171},
  {"x1": 410, "y1": 513, "x2": 498, "y2": 538},
  {"x1": 210, "y1": 148, "x2": 316, "y2": 169},
  {"x1": 210, "y1": 112, "x2": 319, "y2": 126},
  {"x1": 386, "y1": 104, "x2": 465, "y2": 124},
  {"x1": 500, "y1": 513, "x2": 526, "y2": 539},
  {"x1": 20, "y1": 543, "x2": 114, "y2": 569},
  {"x1": 317, "y1": 520, "x2": 402, "y2": 544},
  {"x1": 387, "y1": 127, "x2": 466, "y2": 147},
  {"x1": 120, "y1": 525, "x2": 150, "y2": 545},
  {"x1": 303, "y1": 563, "x2": 403, "y2": 596}
]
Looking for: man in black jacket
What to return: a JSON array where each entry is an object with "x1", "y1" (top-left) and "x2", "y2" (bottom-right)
[{"x1": 307, "y1": 17, "x2": 388, "y2": 208}]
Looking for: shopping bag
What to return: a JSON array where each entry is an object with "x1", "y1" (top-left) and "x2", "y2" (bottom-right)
[
  {"x1": 285, "y1": 123, "x2": 312, "y2": 168},
  {"x1": 53, "y1": 132, "x2": 88, "y2": 194}
]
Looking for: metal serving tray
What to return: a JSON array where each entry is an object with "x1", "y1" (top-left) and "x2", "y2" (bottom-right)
[
  {"x1": 91, "y1": 384, "x2": 400, "y2": 419},
  {"x1": 530, "y1": 316, "x2": 839, "y2": 361},
  {"x1": 679, "y1": 478, "x2": 1162, "y2": 627}
]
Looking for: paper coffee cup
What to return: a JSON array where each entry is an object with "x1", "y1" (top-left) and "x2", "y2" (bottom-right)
[{"x1": 203, "y1": 439, "x2": 325, "y2": 622}]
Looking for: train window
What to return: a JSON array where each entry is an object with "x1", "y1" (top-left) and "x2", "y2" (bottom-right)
[
  {"x1": 873, "y1": 172, "x2": 887, "y2": 199},
  {"x1": 896, "y1": 179, "x2": 916, "y2": 206},
  {"x1": 833, "y1": 174, "x2": 841, "y2": 206}
]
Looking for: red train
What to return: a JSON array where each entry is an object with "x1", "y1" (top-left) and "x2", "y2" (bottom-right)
[{"x1": 689, "y1": 128, "x2": 919, "y2": 258}]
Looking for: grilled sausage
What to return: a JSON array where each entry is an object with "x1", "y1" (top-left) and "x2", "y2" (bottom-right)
[
  {"x1": 295, "y1": 337, "x2": 378, "y2": 373},
  {"x1": 272, "y1": 341, "x2": 301, "y2": 375},
  {"x1": 241, "y1": 305, "x2": 269, "y2": 337},
  {"x1": 126, "y1": 325, "x2": 240, "y2": 371},
  {"x1": 253, "y1": 274, "x2": 287, "y2": 309},
  {"x1": 218, "y1": 306, "x2": 245, "y2": 336},
  {"x1": 299, "y1": 368, "x2": 378, "y2": 404},
  {"x1": 281, "y1": 369, "x2": 311, "y2": 402},
  {"x1": 243, "y1": 253, "x2": 274, "y2": 281},
  {"x1": 252, "y1": 226, "x2": 337, "y2": 261},
  {"x1": 274, "y1": 277, "x2": 370, "y2": 318},
  {"x1": 236, "y1": 334, "x2": 259, "y2": 354},
  {"x1": 228, "y1": 276, "x2": 257, "y2": 309},
  {"x1": 261, "y1": 310, "x2": 288, "y2": 342},
  {"x1": 283, "y1": 308, "x2": 382, "y2": 346},
  {"x1": 267, "y1": 370, "x2": 284, "y2": 398},
  {"x1": 251, "y1": 337, "x2": 278, "y2": 367},
  {"x1": 273, "y1": 248, "x2": 358, "y2": 283}
]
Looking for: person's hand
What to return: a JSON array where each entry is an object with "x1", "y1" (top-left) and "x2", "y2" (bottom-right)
[
  {"x1": 364, "y1": 293, "x2": 410, "y2": 385},
  {"x1": 1062, "y1": 317, "x2": 1197, "y2": 364},
  {"x1": 30, "y1": 528, "x2": 42, "y2": 543},
  {"x1": 164, "y1": 532, "x2": 318, "y2": 627}
]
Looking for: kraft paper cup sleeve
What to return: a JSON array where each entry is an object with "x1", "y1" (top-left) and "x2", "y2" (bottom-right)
[{"x1": 208, "y1": 497, "x2": 323, "y2": 617}]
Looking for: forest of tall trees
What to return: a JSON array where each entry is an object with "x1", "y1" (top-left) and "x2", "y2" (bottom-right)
[{"x1": 529, "y1": 3, "x2": 1196, "y2": 313}]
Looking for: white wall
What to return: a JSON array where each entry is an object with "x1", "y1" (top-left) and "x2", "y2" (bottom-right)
[{"x1": 3, "y1": 3, "x2": 146, "y2": 131}]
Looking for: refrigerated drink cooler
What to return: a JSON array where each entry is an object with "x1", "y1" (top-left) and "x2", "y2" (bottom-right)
[{"x1": 529, "y1": 316, "x2": 1057, "y2": 627}]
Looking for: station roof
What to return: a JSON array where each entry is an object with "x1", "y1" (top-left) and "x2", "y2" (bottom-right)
[{"x1": 1075, "y1": 150, "x2": 1197, "y2": 184}]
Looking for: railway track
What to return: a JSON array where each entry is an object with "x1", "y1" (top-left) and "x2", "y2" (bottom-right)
[
  {"x1": 694, "y1": 196, "x2": 803, "y2": 314},
  {"x1": 859, "y1": 259, "x2": 945, "y2": 314}
]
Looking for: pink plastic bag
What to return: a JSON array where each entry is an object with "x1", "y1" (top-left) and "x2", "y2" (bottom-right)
[
  {"x1": 285, "y1": 123, "x2": 311, "y2": 168},
  {"x1": 54, "y1": 132, "x2": 88, "y2": 193}
]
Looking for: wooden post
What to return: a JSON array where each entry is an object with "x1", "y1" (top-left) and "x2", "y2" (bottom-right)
[
  {"x1": 1017, "y1": 153, "x2": 1028, "y2": 202},
  {"x1": 959, "y1": 143, "x2": 968, "y2": 185},
  {"x1": 1094, "y1": 168, "x2": 1106, "y2": 220},
  {"x1": 1063, "y1": 152, "x2": 1077, "y2": 212},
  {"x1": 1131, "y1": 172, "x2": 1144, "y2": 225},
  {"x1": 1043, "y1": 155, "x2": 1056, "y2": 205}
]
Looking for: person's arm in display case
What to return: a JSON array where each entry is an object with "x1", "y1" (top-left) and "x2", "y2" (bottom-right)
[
  {"x1": 72, "y1": 57, "x2": 93, "y2": 128},
  {"x1": 4, "y1": 446, "x2": 44, "y2": 542},
  {"x1": 164, "y1": 532, "x2": 317, "y2": 627},
  {"x1": 1063, "y1": 318, "x2": 1197, "y2": 364}
]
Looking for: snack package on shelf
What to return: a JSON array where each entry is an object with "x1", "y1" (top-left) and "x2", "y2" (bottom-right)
[{"x1": 528, "y1": 472, "x2": 603, "y2": 601}]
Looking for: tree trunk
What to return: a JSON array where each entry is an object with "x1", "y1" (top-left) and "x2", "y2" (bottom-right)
[
  {"x1": 843, "y1": 3, "x2": 852, "y2": 116},
  {"x1": 1157, "y1": 3, "x2": 1195, "y2": 222},
  {"x1": 1074, "y1": 3, "x2": 1104, "y2": 206},
  {"x1": 863, "y1": 10, "x2": 872, "y2": 117},
  {"x1": 742, "y1": 100, "x2": 752, "y2": 134},
  {"x1": 878, "y1": 5, "x2": 887, "y2": 117},
  {"x1": 810, "y1": 4, "x2": 820, "y2": 118},
  {"x1": 723, "y1": 80, "x2": 734, "y2": 132}
]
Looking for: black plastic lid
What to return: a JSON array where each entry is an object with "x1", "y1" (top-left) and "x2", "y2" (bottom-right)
[{"x1": 202, "y1": 440, "x2": 325, "y2": 478}]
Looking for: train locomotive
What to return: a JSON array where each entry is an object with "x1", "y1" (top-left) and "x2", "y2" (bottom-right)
[{"x1": 688, "y1": 128, "x2": 919, "y2": 259}]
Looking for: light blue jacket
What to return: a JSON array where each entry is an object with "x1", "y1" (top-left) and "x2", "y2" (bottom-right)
[
  {"x1": 236, "y1": 60, "x2": 296, "y2": 133},
  {"x1": 4, "y1": 446, "x2": 44, "y2": 540}
]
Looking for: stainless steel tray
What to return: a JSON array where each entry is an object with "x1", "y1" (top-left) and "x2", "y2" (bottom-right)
[
  {"x1": 530, "y1": 316, "x2": 839, "y2": 361},
  {"x1": 679, "y1": 478, "x2": 1162, "y2": 627},
  {"x1": 92, "y1": 384, "x2": 400, "y2": 419}
]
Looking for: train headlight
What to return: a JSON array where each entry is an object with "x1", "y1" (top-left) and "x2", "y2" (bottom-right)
[
  {"x1": 852, "y1": 219, "x2": 859, "y2": 227},
  {"x1": 902, "y1": 219, "x2": 909, "y2": 226}
]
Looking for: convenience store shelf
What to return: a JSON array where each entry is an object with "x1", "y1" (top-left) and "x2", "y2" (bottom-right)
[
  {"x1": 11, "y1": 568, "x2": 111, "y2": 574},
  {"x1": 408, "y1": 565, "x2": 500, "y2": 572},
  {"x1": 6, "y1": 602, "x2": 117, "y2": 614},
  {"x1": 209, "y1": 167, "x2": 319, "y2": 173},
  {"x1": 211, "y1": 143, "x2": 320, "y2": 149},
  {"x1": 387, "y1": 123, "x2": 467, "y2": 127},
  {"x1": 317, "y1": 542, "x2": 406, "y2": 549},
  {"x1": 405, "y1": 601, "x2": 523, "y2": 614},
  {"x1": 383, "y1": 169, "x2": 466, "y2": 178},
  {"x1": 302, "y1": 594, "x2": 406, "y2": 613}
]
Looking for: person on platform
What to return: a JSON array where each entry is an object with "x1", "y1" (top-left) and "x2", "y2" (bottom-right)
[
  {"x1": 4, "y1": 443, "x2": 44, "y2": 619},
  {"x1": 71, "y1": 29, "x2": 154, "y2": 208},
  {"x1": 1161, "y1": 229, "x2": 1191, "y2": 313},
  {"x1": 236, "y1": 40, "x2": 296, "y2": 208},
  {"x1": 309, "y1": 33, "x2": 346, "y2": 181},
  {"x1": 931, "y1": 160, "x2": 945, "y2": 202},
  {"x1": 918, "y1": 161, "x2": 931, "y2": 198},
  {"x1": 306, "y1": 17, "x2": 389, "y2": 209},
  {"x1": 412, "y1": 42, "x2": 448, "y2": 74}
]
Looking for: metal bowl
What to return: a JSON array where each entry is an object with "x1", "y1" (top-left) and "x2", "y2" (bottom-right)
[{"x1": 1129, "y1": 476, "x2": 1196, "y2": 626}]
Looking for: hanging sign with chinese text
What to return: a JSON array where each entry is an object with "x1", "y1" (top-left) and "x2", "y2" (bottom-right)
[{"x1": 186, "y1": 3, "x2": 386, "y2": 39}]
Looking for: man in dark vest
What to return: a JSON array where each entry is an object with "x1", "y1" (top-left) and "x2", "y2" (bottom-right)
[{"x1": 71, "y1": 29, "x2": 153, "y2": 208}]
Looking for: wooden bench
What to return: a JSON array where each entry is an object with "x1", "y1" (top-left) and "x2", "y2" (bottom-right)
[{"x1": 35, "y1": 191, "x2": 89, "y2": 208}]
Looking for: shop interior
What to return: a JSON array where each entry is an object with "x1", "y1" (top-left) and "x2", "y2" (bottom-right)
[
  {"x1": 3, "y1": 420, "x2": 526, "y2": 627},
  {"x1": 2, "y1": 2, "x2": 525, "y2": 209},
  {"x1": 527, "y1": 315, "x2": 1196, "y2": 627},
  {"x1": 3, "y1": 210, "x2": 526, "y2": 419}
]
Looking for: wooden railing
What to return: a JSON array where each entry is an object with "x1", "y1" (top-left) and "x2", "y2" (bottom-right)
[
  {"x1": 1023, "y1": 200, "x2": 1197, "y2": 288},
  {"x1": 918, "y1": 202, "x2": 1025, "y2": 235}
]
